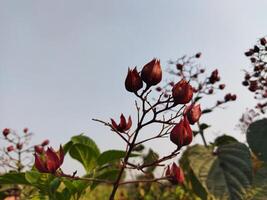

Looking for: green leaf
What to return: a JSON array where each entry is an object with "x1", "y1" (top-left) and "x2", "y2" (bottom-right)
[
  {"x1": 180, "y1": 145, "x2": 214, "y2": 200},
  {"x1": 214, "y1": 135, "x2": 238, "y2": 146},
  {"x1": 49, "y1": 178, "x2": 61, "y2": 193},
  {"x1": 0, "y1": 172, "x2": 30, "y2": 185},
  {"x1": 71, "y1": 134, "x2": 100, "y2": 156},
  {"x1": 250, "y1": 165, "x2": 267, "y2": 199},
  {"x1": 69, "y1": 143, "x2": 99, "y2": 173},
  {"x1": 142, "y1": 149, "x2": 159, "y2": 173},
  {"x1": 91, "y1": 169, "x2": 120, "y2": 190},
  {"x1": 180, "y1": 143, "x2": 253, "y2": 200},
  {"x1": 208, "y1": 143, "x2": 252, "y2": 200},
  {"x1": 199, "y1": 123, "x2": 210, "y2": 130},
  {"x1": 63, "y1": 141, "x2": 73, "y2": 154},
  {"x1": 25, "y1": 171, "x2": 41, "y2": 184},
  {"x1": 97, "y1": 150, "x2": 138, "y2": 166},
  {"x1": 247, "y1": 119, "x2": 267, "y2": 162}
]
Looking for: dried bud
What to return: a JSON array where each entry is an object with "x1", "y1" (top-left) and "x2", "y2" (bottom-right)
[
  {"x1": 7, "y1": 145, "x2": 14, "y2": 152},
  {"x1": 176, "y1": 63, "x2": 183, "y2": 70},
  {"x1": 111, "y1": 114, "x2": 132, "y2": 133},
  {"x1": 219, "y1": 84, "x2": 225, "y2": 90},
  {"x1": 16, "y1": 143, "x2": 23, "y2": 150},
  {"x1": 224, "y1": 93, "x2": 232, "y2": 101},
  {"x1": 200, "y1": 69, "x2": 205, "y2": 73},
  {"x1": 165, "y1": 163, "x2": 184, "y2": 185},
  {"x1": 195, "y1": 52, "x2": 201, "y2": 58},
  {"x1": 41, "y1": 139, "x2": 50, "y2": 146},
  {"x1": 231, "y1": 94, "x2": 237, "y2": 101},
  {"x1": 125, "y1": 67, "x2": 143, "y2": 93},
  {"x1": 185, "y1": 104, "x2": 202, "y2": 125},
  {"x1": 23, "y1": 128, "x2": 28, "y2": 134},
  {"x1": 141, "y1": 59, "x2": 162, "y2": 86},
  {"x1": 172, "y1": 80, "x2": 193, "y2": 104},
  {"x1": 242, "y1": 81, "x2": 249, "y2": 86},
  {"x1": 2, "y1": 128, "x2": 10, "y2": 137},
  {"x1": 249, "y1": 80, "x2": 258, "y2": 92},
  {"x1": 250, "y1": 57, "x2": 256, "y2": 63},
  {"x1": 254, "y1": 45, "x2": 260, "y2": 53},
  {"x1": 208, "y1": 88, "x2": 213, "y2": 94},
  {"x1": 156, "y1": 87, "x2": 162, "y2": 92},
  {"x1": 34, "y1": 145, "x2": 64, "y2": 173},
  {"x1": 170, "y1": 117, "x2": 193, "y2": 149},
  {"x1": 244, "y1": 49, "x2": 254, "y2": 57},
  {"x1": 34, "y1": 145, "x2": 44, "y2": 154},
  {"x1": 209, "y1": 69, "x2": 220, "y2": 84},
  {"x1": 260, "y1": 38, "x2": 267, "y2": 46}
]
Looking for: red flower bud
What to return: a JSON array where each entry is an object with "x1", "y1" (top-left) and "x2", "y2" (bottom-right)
[
  {"x1": 165, "y1": 163, "x2": 184, "y2": 185},
  {"x1": 170, "y1": 117, "x2": 193, "y2": 149},
  {"x1": 23, "y1": 128, "x2": 28, "y2": 134},
  {"x1": 219, "y1": 84, "x2": 225, "y2": 90},
  {"x1": 16, "y1": 143, "x2": 23, "y2": 150},
  {"x1": 249, "y1": 80, "x2": 258, "y2": 92},
  {"x1": 185, "y1": 104, "x2": 201, "y2": 125},
  {"x1": 260, "y1": 38, "x2": 267, "y2": 46},
  {"x1": 141, "y1": 59, "x2": 162, "y2": 86},
  {"x1": 34, "y1": 145, "x2": 64, "y2": 173},
  {"x1": 231, "y1": 94, "x2": 237, "y2": 101},
  {"x1": 34, "y1": 145, "x2": 44, "y2": 154},
  {"x1": 208, "y1": 88, "x2": 213, "y2": 94},
  {"x1": 125, "y1": 67, "x2": 143, "y2": 93},
  {"x1": 224, "y1": 93, "x2": 232, "y2": 101},
  {"x1": 172, "y1": 80, "x2": 193, "y2": 104},
  {"x1": 209, "y1": 69, "x2": 220, "y2": 84},
  {"x1": 3, "y1": 128, "x2": 10, "y2": 137},
  {"x1": 7, "y1": 145, "x2": 14, "y2": 152},
  {"x1": 111, "y1": 114, "x2": 132, "y2": 133},
  {"x1": 41, "y1": 139, "x2": 50, "y2": 146},
  {"x1": 195, "y1": 52, "x2": 202, "y2": 58},
  {"x1": 176, "y1": 63, "x2": 183, "y2": 70}
]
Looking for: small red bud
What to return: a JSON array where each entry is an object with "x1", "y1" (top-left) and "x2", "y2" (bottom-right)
[
  {"x1": 260, "y1": 38, "x2": 267, "y2": 46},
  {"x1": 41, "y1": 139, "x2": 50, "y2": 146},
  {"x1": 231, "y1": 94, "x2": 237, "y2": 101},
  {"x1": 7, "y1": 145, "x2": 14, "y2": 152},
  {"x1": 170, "y1": 117, "x2": 193, "y2": 149},
  {"x1": 208, "y1": 88, "x2": 213, "y2": 94},
  {"x1": 172, "y1": 80, "x2": 193, "y2": 104},
  {"x1": 156, "y1": 87, "x2": 162, "y2": 92},
  {"x1": 165, "y1": 163, "x2": 184, "y2": 185},
  {"x1": 219, "y1": 84, "x2": 225, "y2": 90},
  {"x1": 250, "y1": 57, "x2": 256, "y2": 63},
  {"x1": 34, "y1": 145, "x2": 44, "y2": 154},
  {"x1": 16, "y1": 143, "x2": 23, "y2": 150},
  {"x1": 200, "y1": 69, "x2": 205, "y2": 73},
  {"x1": 209, "y1": 69, "x2": 220, "y2": 84},
  {"x1": 195, "y1": 52, "x2": 201, "y2": 58},
  {"x1": 186, "y1": 104, "x2": 201, "y2": 125},
  {"x1": 125, "y1": 67, "x2": 143, "y2": 93},
  {"x1": 224, "y1": 93, "x2": 232, "y2": 101},
  {"x1": 141, "y1": 59, "x2": 162, "y2": 86},
  {"x1": 23, "y1": 128, "x2": 28, "y2": 134},
  {"x1": 2, "y1": 128, "x2": 10, "y2": 137},
  {"x1": 176, "y1": 63, "x2": 183, "y2": 70},
  {"x1": 111, "y1": 114, "x2": 132, "y2": 133}
]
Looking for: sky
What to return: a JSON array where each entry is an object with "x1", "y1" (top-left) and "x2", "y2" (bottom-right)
[{"x1": 1, "y1": 0, "x2": 267, "y2": 174}]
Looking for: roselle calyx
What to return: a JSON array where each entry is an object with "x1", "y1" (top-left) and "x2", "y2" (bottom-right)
[
  {"x1": 111, "y1": 114, "x2": 132, "y2": 133},
  {"x1": 125, "y1": 67, "x2": 143, "y2": 93},
  {"x1": 185, "y1": 104, "x2": 201, "y2": 125},
  {"x1": 41, "y1": 139, "x2": 50, "y2": 146},
  {"x1": 165, "y1": 163, "x2": 184, "y2": 185},
  {"x1": 170, "y1": 117, "x2": 193, "y2": 149},
  {"x1": 172, "y1": 79, "x2": 193, "y2": 104},
  {"x1": 34, "y1": 145, "x2": 64, "y2": 173},
  {"x1": 141, "y1": 59, "x2": 162, "y2": 87},
  {"x1": 209, "y1": 69, "x2": 220, "y2": 84}
]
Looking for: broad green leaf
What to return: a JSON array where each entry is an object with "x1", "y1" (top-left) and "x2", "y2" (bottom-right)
[
  {"x1": 71, "y1": 134, "x2": 100, "y2": 156},
  {"x1": 180, "y1": 145, "x2": 215, "y2": 200},
  {"x1": 180, "y1": 143, "x2": 253, "y2": 200},
  {"x1": 0, "y1": 172, "x2": 30, "y2": 185},
  {"x1": 250, "y1": 165, "x2": 267, "y2": 200},
  {"x1": 69, "y1": 143, "x2": 98, "y2": 173},
  {"x1": 97, "y1": 150, "x2": 138, "y2": 166},
  {"x1": 25, "y1": 171, "x2": 41, "y2": 184},
  {"x1": 214, "y1": 135, "x2": 238, "y2": 146},
  {"x1": 247, "y1": 119, "x2": 267, "y2": 162},
  {"x1": 207, "y1": 143, "x2": 252, "y2": 200},
  {"x1": 91, "y1": 169, "x2": 120, "y2": 190}
]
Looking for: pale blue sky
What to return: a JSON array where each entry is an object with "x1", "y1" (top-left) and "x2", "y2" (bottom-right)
[{"x1": 1, "y1": 0, "x2": 267, "y2": 173}]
